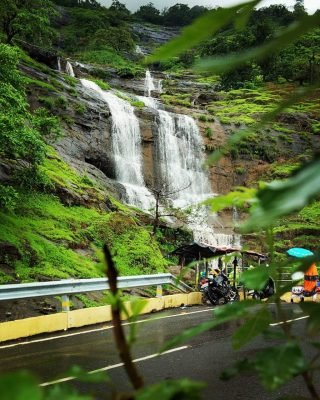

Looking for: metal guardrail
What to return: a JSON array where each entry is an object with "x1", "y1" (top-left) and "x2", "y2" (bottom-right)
[{"x1": 0, "y1": 274, "x2": 192, "y2": 305}]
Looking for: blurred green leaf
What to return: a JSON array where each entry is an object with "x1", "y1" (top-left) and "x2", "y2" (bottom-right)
[
  {"x1": 220, "y1": 358, "x2": 253, "y2": 380},
  {"x1": 299, "y1": 303, "x2": 320, "y2": 335},
  {"x1": 0, "y1": 371, "x2": 41, "y2": 400},
  {"x1": 232, "y1": 308, "x2": 272, "y2": 349},
  {"x1": 311, "y1": 342, "x2": 320, "y2": 351},
  {"x1": 136, "y1": 379, "x2": 205, "y2": 400},
  {"x1": 242, "y1": 159, "x2": 320, "y2": 232},
  {"x1": 195, "y1": 13, "x2": 320, "y2": 72},
  {"x1": 206, "y1": 128, "x2": 252, "y2": 165},
  {"x1": 161, "y1": 301, "x2": 258, "y2": 352},
  {"x1": 207, "y1": 83, "x2": 318, "y2": 165},
  {"x1": 147, "y1": 1, "x2": 260, "y2": 62},
  {"x1": 127, "y1": 298, "x2": 147, "y2": 345},
  {"x1": 64, "y1": 365, "x2": 109, "y2": 384},
  {"x1": 240, "y1": 266, "x2": 271, "y2": 290},
  {"x1": 45, "y1": 384, "x2": 92, "y2": 400},
  {"x1": 130, "y1": 298, "x2": 147, "y2": 318},
  {"x1": 254, "y1": 342, "x2": 306, "y2": 390},
  {"x1": 205, "y1": 187, "x2": 256, "y2": 212}
]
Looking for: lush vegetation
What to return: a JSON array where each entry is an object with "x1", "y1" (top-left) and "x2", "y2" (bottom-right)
[
  {"x1": 0, "y1": 0, "x2": 319, "y2": 399},
  {"x1": 0, "y1": 41, "x2": 167, "y2": 286},
  {"x1": 0, "y1": 0, "x2": 56, "y2": 45}
]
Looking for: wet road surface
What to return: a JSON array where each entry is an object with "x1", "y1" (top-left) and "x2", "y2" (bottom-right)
[{"x1": 0, "y1": 303, "x2": 318, "y2": 399}]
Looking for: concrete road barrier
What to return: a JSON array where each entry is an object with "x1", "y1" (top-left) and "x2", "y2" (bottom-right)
[{"x1": 0, "y1": 293, "x2": 203, "y2": 343}]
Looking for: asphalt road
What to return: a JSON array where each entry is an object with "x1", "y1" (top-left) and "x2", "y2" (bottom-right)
[{"x1": 0, "y1": 303, "x2": 318, "y2": 399}]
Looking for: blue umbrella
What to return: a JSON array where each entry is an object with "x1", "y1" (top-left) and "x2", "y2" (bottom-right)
[{"x1": 287, "y1": 247, "x2": 314, "y2": 258}]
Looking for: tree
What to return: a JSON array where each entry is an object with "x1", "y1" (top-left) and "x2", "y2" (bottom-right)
[
  {"x1": 189, "y1": 5, "x2": 208, "y2": 21},
  {"x1": 92, "y1": 26, "x2": 135, "y2": 52},
  {"x1": 109, "y1": 0, "x2": 131, "y2": 19},
  {"x1": 147, "y1": 180, "x2": 191, "y2": 234},
  {"x1": 134, "y1": 2, "x2": 162, "y2": 25},
  {"x1": 0, "y1": 0, "x2": 57, "y2": 45},
  {"x1": 293, "y1": 0, "x2": 307, "y2": 18},
  {"x1": 0, "y1": 44, "x2": 45, "y2": 164},
  {"x1": 162, "y1": 3, "x2": 191, "y2": 26}
]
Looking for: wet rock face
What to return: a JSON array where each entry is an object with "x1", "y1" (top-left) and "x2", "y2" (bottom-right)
[
  {"x1": 55, "y1": 84, "x2": 121, "y2": 193},
  {"x1": 132, "y1": 23, "x2": 179, "y2": 54}
]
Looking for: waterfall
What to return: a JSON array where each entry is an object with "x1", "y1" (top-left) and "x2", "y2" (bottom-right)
[
  {"x1": 80, "y1": 79, "x2": 154, "y2": 210},
  {"x1": 57, "y1": 57, "x2": 61, "y2": 72},
  {"x1": 144, "y1": 69, "x2": 155, "y2": 97},
  {"x1": 136, "y1": 45, "x2": 144, "y2": 55},
  {"x1": 140, "y1": 70, "x2": 241, "y2": 249},
  {"x1": 66, "y1": 61, "x2": 75, "y2": 77},
  {"x1": 156, "y1": 111, "x2": 212, "y2": 208}
]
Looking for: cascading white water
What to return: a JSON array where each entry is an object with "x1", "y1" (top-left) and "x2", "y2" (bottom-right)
[
  {"x1": 140, "y1": 70, "x2": 241, "y2": 249},
  {"x1": 156, "y1": 111, "x2": 212, "y2": 208},
  {"x1": 57, "y1": 57, "x2": 61, "y2": 72},
  {"x1": 135, "y1": 45, "x2": 144, "y2": 55},
  {"x1": 144, "y1": 69, "x2": 155, "y2": 97},
  {"x1": 80, "y1": 79, "x2": 154, "y2": 210},
  {"x1": 66, "y1": 61, "x2": 75, "y2": 77}
]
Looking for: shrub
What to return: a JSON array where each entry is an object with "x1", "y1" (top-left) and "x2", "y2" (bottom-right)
[
  {"x1": 235, "y1": 166, "x2": 246, "y2": 175},
  {"x1": 89, "y1": 78, "x2": 110, "y2": 90},
  {"x1": 204, "y1": 126, "x2": 213, "y2": 139},
  {"x1": 32, "y1": 108, "x2": 61, "y2": 140},
  {"x1": 198, "y1": 114, "x2": 207, "y2": 122},
  {"x1": 74, "y1": 103, "x2": 87, "y2": 114},
  {"x1": 14, "y1": 166, "x2": 53, "y2": 191},
  {"x1": 55, "y1": 96, "x2": 68, "y2": 110},
  {"x1": 131, "y1": 100, "x2": 145, "y2": 108},
  {"x1": 0, "y1": 184, "x2": 19, "y2": 211}
]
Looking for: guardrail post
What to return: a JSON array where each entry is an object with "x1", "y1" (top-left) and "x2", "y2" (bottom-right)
[
  {"x1": 156, "y1": 285, "x2": 163, "y2": 297},
  {"x1": 61, "y1": 294, "x2": 70, "y2": 312}
]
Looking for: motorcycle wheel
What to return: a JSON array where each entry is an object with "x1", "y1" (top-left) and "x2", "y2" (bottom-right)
[
  {"x1": 207, "y1": 288, "x2": 221, "y2": 306},
  {"x1": 217, "y1": 297, "x2": 227, "y2": 305}
]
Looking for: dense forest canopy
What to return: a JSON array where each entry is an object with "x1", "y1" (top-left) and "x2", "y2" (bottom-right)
[{"x1": 6, "y1": 0, "x2": 314, "y2": 88}]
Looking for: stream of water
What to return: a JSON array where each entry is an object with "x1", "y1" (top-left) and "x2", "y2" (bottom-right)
[
  {"x1": 139, "y1": 70, "x2": 241, "y2": 249},
  {"x1": 80, "y1": 79, "x2": 154, "y2": 210}
]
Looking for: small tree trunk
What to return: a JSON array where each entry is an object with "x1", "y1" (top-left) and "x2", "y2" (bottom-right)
[{"x1": 153, "y1": 194, "x2": 160, "y2": 234}]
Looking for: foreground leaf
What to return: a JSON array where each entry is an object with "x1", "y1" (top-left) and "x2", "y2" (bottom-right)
[
  {"x1": 207, "y1": 83, "x2": 318, "y2": 165},
  {"x1": 0, "y1": 371, "x2": 41, "y2": 400},
  {"x1": 64, "y1": 365, "x2": 109, "y2": 384},
  {"x1": 136, "y1": 379, "x2": 205, "y2": 400},
  {"x1": 254, "y1": 342, "x2": 306, "y2": 390},
  {"x1": 196, "y1": 13, "x2": 320, "y2": 72},
  {"x1": 161, "y1": 301, "x2": 258, "y2": 352},
  {"x1": 220, "y1": 358, "x2": 253, "y2": 380},
  {"x1": 232, "y1": 308, "x2": 272, "y2": 349},
  {"x1": 205, "y1": 187, "x2": 256, "y2": 212},
  {"x1": 45, "y1": 385, "x2": 92, "y2": 400},
  {"x1": 147, "y1": 1, "x2": 260, "y2": 62},
  {"x1": 240, "y1": 267, "x2": 271, "y2": 290},
  {"x1": 299, "y1": 303, "x2": 320, "y2": 335},
  {"x1": 242, "y1": 159, "x2": 320, "y2": 232}
]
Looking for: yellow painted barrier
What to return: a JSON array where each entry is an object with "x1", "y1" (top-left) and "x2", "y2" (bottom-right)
[
  {"x1": 68, "y1": 305, "x2": 112, "y2": 328},
  {"x1": 187, "y1": 292, "x2": 202, "y2": 305},
  {"x1": 163, "y1": 294, "x2": 189, "y2": 308},
  {"x1": 0, "y1": 313, "x2": 68, "y2": 342},
  {"x1": 0, "y1": 292, "x2": 203, "y2": 343}
]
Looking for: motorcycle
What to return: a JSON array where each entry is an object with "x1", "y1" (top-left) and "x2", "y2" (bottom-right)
[
  {"x1": 247, "y1": 277, "x2": 275, "y2": 300},
  {"x1": 200, "y1": 270, "x2": 240, "y2": 306}
]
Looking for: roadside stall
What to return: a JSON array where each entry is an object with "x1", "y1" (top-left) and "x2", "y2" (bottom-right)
[{"x1": 172, "y1": 241, "x2": 266, "y2": 289}]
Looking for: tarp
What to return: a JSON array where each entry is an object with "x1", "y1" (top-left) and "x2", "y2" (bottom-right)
[
  {"x1": 287, "y1": 247, "x2": 314, "y2": 258},
  {"x1": 172, "y1": 241, "x2": 265, "y2": 264}
]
